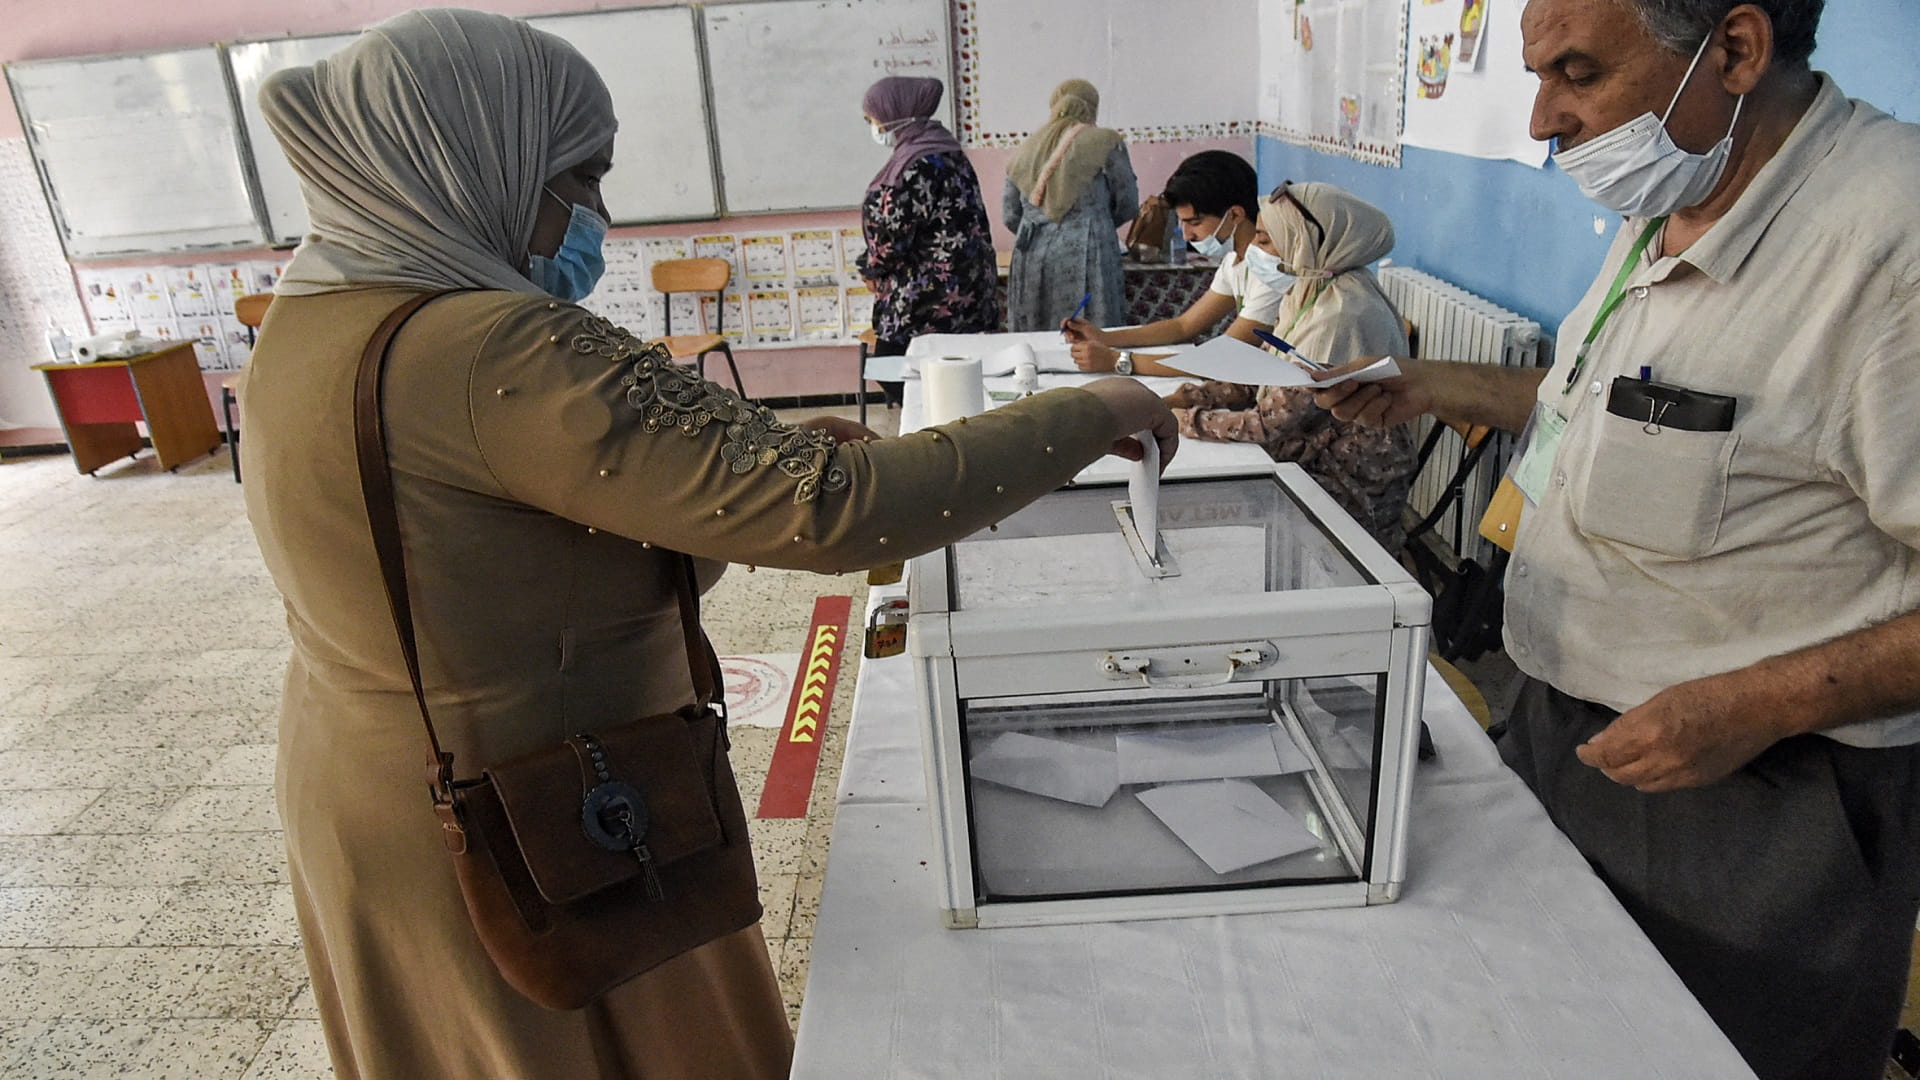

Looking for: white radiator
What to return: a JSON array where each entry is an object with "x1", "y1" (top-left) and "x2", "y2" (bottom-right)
[{"x1": 1376, "y1": 265, "x2": 1541, "y2": 564}]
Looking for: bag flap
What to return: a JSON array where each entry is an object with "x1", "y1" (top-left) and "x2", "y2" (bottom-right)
[{"x1": 485, "y1": 708, "x2": 726, "y2": 905}]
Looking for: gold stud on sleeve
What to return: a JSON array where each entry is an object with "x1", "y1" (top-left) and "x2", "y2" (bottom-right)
[
  {"x1": 1044, "y1": 445, "x2": 1054, "y2": 454},
  {"x1": 598, "y1": 468, "x2": 611, "y2": 478},
  {"x1": 586, "y1": 527, "x2": 598, "y2": 535},
  {"x1": 495, "y1": 387, "x2": 510, "y2": 398},
  {"x1": 547, "y1": 302, "x2": 559, "y2": 311},
  {"x1": 715, "y1": 508, "x2": 728, "y2": 518},
  {"x1": 878, "y1": 536, "x2": 889, "y2": 545},
  {"x1": 792, "y1": 535, "x2": 804, "y2": 543},
  {"x1": 995, "y1": 485, "x2": 1005, "y2": 494},
  {"x1": 549, "y1": 335, "x2": 561, "y2": 345},
  {"x1": 941, "y1": 510, "x2": 952, "y2": 518},
  {"x1": 641, "y1": 541, "x2": 653, "y2": 549}
]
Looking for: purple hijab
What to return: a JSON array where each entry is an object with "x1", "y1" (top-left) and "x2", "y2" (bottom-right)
[{"x1": 864, "y1": 76, "x2": 965, "y2": 192}]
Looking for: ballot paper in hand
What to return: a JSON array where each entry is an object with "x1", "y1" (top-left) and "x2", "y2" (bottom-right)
[
  {"x1": 1136, "y1": 779, "x2": 1324, "y2": 874},
  {"x1": 1128, "y1": 430, "x2": 1160, "y2": 558},
  {"x1": 971, "y1": 731, "x2": 1121, "y2": 808},
  {"x1": 1115, "y1": 723, "x2": 1312, "y2": 785},
  {"x1": 1160, "y1": 334, "x2": 1401, "y2": 389}
]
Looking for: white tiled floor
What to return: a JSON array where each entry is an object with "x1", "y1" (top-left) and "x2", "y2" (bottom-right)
[{"x1": 0, "y1": 402, "x2": 896, "y2": 1077}]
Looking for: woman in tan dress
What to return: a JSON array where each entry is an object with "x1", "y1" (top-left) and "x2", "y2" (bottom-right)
[{"x1": 240, "y1": 12, "x2": 1174, "y2": 1079}]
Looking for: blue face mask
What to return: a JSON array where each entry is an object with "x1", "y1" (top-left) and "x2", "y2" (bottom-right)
[{"x1": 526, "y1": 187, "x2": 608, "y2": 303}]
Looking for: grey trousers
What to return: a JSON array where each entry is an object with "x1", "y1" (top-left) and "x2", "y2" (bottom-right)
[{"x1": 1501, "y1": 677, "x2": 1920, "y2": 1080}]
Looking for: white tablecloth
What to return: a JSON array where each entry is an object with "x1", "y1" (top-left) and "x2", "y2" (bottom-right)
[
  {"x1": 890, "y1": 330, "x2": 1272, "y2": 485},
  {"x1": 789, "y1": 586, "x2": 1755, "y2": 1079}
]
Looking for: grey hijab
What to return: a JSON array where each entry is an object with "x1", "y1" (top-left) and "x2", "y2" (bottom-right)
[{"x1": 262, "y1": 8, "x2": 617, "y2": 296}]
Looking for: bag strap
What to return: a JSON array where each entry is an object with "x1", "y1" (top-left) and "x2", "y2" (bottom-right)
[{"x1": 351, "y1": 291, "x2": 721, "y2": 813}]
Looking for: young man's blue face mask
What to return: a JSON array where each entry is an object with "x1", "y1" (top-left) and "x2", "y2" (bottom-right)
[{"x1": 527, "y1": 187, "x2": 609, "y2": 303}]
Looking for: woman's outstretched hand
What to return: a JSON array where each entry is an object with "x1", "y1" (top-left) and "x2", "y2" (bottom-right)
[{"x1": 1080, "y1": 378, "x2": 1178, "y2": 472}]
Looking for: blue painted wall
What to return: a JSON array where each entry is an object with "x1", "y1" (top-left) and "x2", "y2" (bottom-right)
[{"x1": 1255, "y1": 0, "x2": 1920, "y2": 336}]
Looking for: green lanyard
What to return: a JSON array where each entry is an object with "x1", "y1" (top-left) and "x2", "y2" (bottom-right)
[
  {"x1": 1281, "y1": 288, "x2": 1320, "y2": 336},
  {"x1": 1562, "y1": 216, "x2": 1666, "y2": 396}
]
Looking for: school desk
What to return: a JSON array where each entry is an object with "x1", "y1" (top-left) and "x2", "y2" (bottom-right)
[{"x1": 34, "y1": 343, "x2": 221, "y2": 475}]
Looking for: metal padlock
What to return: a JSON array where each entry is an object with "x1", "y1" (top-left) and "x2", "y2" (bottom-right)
[{"x1": 863, "y1": 597, "x2": 910, "y2": 658}]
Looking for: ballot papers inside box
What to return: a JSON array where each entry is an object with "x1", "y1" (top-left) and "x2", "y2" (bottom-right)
[{"x1": 907, "y1": 462, "x2": 1431, "y2": 928}]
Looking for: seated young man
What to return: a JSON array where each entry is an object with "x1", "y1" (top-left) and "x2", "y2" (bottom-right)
[{"x1": 1061, "y1": 150, "x2": 1285, "y2": 376}]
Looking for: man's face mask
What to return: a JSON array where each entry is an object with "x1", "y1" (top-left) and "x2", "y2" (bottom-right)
[
  {"x1": 1189, "y1": 210, "x2": 1237, "y2": 259},
  {"x1": 527, "y1": 187, "x2": 609, "y2": 303},
  {"x1": 1552, "y1": 33, "x2": 1746, "y2": 218}
]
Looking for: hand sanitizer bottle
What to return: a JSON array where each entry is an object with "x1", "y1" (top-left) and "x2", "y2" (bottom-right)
[{"x1": 1165, "y1": 215, "x2": 1186, "y2": 267}]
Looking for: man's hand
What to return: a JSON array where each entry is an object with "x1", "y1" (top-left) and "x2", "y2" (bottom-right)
[
  {"x1": 1313, "y1": 356, "x2": 1434, "y2": 428},
  {"x1": 1070, "y1": 341, "x2": 1120, "y2": 372},
  {"x1": 1060, "y1": 317, "x2": 1107, "y2": 346},
  {"x1": 1163, "y1": 384, "x2": 1203, "y2": 409},
  {"x1": 1575, "y1": 672, "x2": 1790, "y2": 792},
  {"x1": 800, "y1": 416, "x2": 881, "y2": 444}
]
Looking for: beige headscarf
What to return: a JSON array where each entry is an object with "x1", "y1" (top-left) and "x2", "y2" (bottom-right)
[
  {"x1": 1006, "y1": 79, "x2": 1126, "y2": 224},
  {"x1": 1259, "y1": 182, "x2": 1407, "y2": 371},
  {"x1": 263, "y1": 9, "x2": 617, "y2": 297}
]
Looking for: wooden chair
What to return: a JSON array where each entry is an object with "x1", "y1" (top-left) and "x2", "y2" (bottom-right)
[
  {"x1": 647, "y1": 257, "x2": 745, "y2": 396},
  {"x1": 222, "y1": 292, "x2": 274, "y2": 483}
]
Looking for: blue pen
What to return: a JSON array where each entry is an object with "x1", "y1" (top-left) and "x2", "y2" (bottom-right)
[
  {"x1": 1252, "y1": 328, "x2": 1332, "y2": 371},
  {"x1": 1639, "y1": 365, "x2": 1652, "y2": 381},
  {"x1": 1067, "y1": 292, "x2": 1091, "y2": 324}
]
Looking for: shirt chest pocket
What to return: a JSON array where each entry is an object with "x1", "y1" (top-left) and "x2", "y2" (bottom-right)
[{"x1": 1571, "y1": 411, "x2": 1739, "y2": 559}]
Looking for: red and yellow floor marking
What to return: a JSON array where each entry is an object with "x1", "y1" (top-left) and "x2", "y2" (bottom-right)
[{"x1": 756, "y1": 595, "x2": 852, "y2": 819}]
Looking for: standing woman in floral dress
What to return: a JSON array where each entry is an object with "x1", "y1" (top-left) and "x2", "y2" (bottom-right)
[{"x1": 856, "y1": 76, "x2": 1001, "y2": 402}]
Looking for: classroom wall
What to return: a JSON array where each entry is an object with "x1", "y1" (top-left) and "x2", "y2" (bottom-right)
[
  {"x1": 1255, "y1": 0, "x2": 1920, "y2": 338},
  {"x1": 0, "y1": 0, "x2": 1240, "y2": 429}
]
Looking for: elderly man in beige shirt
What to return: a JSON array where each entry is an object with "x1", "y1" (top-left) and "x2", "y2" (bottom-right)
[{"x1": 1319, "y1": 3, "x2": 1920, "y2": 1079}]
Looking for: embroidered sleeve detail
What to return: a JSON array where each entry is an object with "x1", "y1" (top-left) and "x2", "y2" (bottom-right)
[{"x1": 569, "y1": 314, "x2": 849, "y2": 503}]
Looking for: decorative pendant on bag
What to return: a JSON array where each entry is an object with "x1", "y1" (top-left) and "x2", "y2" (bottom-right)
[{"x1": 574, "y1": 734, "x2": 666, "y2": 901}]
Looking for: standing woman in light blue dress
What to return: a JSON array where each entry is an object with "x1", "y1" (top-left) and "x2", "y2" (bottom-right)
[{"x1": 1003, "y1": 79, "x2": 1138, "y2": 331}]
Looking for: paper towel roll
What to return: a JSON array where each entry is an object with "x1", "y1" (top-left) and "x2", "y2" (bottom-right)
[{"x1": 923, "y1": 355, "x2": 986, "y2": 426}]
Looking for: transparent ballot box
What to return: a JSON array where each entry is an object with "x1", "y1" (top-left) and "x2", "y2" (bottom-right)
[{"x1": 906, "y1": 463, "x2": 1430, "y2": 928}]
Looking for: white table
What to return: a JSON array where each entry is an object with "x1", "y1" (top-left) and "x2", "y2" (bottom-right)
[
  {"x1": 791, "y1": 585, "x2": 1755, "y2": 1079},
  {"x1": 888, "y1": 330, "x2": 1273, "y2": 483}
]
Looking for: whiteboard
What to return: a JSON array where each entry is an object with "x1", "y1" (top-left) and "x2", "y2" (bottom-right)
[
  {"x1": 528, "y1": 7, "x2": 719, "y2": 223},
  {"x1": 227, "y1": 34, "x2": 361, "y2": 246},
  {"x1": 965, "y1": 0, "x2": 1258, "y2": 146},
  {"x1": 6, "y1": 48, "x2": 264, "y2": 257},
  {"x1": 703, "y1": 0, "x2": 953, "y2": 213}
]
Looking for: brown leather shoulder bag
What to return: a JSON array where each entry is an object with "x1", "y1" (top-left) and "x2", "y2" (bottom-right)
[{"x1": 352, "y1": 292, "x2": 762, "y2": 1010}]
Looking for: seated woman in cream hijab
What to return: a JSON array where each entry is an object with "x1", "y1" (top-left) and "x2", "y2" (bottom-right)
[
  {"x1": 1167, "y1": 183, "x2": 1417, "y2": 552},
  {"x1": 241, "y1": 11, "x2": 1174, "y2": 1080}
]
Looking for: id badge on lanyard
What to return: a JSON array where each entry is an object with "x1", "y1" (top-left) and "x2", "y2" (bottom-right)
[
  {"x1": 1510, "y1": 406, "x2": 1566, "y2": 507},
  {"x1": 1510, "y1": 216, "x2": 1665, "y2": 509}
]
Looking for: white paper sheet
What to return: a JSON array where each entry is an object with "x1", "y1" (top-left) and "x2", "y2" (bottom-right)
[
  {"x1": 1115, "y1": 723, "x2": 1310, "y2": 786},
  {"x1": 1135, "y1": 779, "x2": 1324, "y2": 874},
  {"x1": 1161, "y1": 335, "x2": 1402, "y2": 389},
  {"x1": 1128, "y1": 432, "x2": 1160, "y2": 559},
  {"x1": 971, "y1": 732, "x2": 1120, "y2": 808}
]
